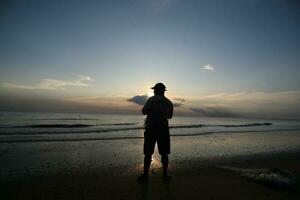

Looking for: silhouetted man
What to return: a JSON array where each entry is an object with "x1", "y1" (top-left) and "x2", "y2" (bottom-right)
[{"x1": 139, "y1": 83, "x2": 173, "y2": 181}]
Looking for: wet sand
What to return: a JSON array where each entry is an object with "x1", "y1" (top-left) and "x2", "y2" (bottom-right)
[
  {"x1": 1, "y1": 131, "x2": 300, "y2": 199},
  {"x1": 2, "y1": 152, "x2": 300, "y2": 200}
]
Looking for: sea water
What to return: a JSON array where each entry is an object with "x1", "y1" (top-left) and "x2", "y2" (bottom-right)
[
  {"x1": 0, "y1": 111, "x2": 300, "y2": 143},
  {"x1": 1, "y1": 112, "x2": 300, "y2": 178}
]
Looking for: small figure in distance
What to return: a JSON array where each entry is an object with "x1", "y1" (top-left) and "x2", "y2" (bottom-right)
[{"x1": 138, "y1": 83, "x2": 173, "y2": 182}]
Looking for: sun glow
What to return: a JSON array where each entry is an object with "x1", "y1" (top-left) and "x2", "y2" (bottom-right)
[{"x1": 147, "y1": 90, "x2": 153, "y2": 97}]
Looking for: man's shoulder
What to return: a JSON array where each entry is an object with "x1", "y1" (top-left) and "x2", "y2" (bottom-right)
[
  {"x1": 147, "y1": 96, "x2": 155, "y2": 102},
  {"x1": 149, "y1": 95, "x2": 161, "y2": 101},
  {"x1": 164, "y1": 97, "x2": 173, "y2": 104},
  {"x1": 149, "y1": 95, "x2": 172, "y2": 105},
  {"x1": 145, "y1": 96, "x2": 156, "y2": 105}
]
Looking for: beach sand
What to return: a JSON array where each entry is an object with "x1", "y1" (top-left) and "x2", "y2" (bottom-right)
[{"x1": 1, "y1": 131, "x2": 300, "y2": 200}]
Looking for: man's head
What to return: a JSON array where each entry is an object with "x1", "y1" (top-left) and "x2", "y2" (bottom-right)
[{"x1": 151, "y1": 82, "x2": 166, "y2": 96}]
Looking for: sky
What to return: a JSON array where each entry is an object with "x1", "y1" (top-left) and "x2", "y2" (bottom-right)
[{"x1": 0, "y1": 0, "x2": 299, "y2": 119}]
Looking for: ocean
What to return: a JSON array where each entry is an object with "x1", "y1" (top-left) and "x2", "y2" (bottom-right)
[
  {"x1": 1, "y1": 111, "x2": 300, "y2": 143},
  {"x1": 1, "y1": 111, "x2": 300, "y2": 179}
]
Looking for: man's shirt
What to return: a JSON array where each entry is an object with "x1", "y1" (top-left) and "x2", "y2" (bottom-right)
[{"x1": 142, "y1": 95, "x2": 173, "y2": 129}]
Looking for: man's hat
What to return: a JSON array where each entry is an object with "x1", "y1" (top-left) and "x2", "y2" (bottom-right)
[{"x1": 151, "y1": 82, "x2": 166, "y2": 91}]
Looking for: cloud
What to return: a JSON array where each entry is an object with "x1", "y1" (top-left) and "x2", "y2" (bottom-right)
[
  {"x1": 194, "y1": 91, "x2": 300, "y2": 107},
  {"x1": 172, "y1": 97, "x2": 185, "y2": 107},
  {"x1": 189, "y1": 91, "x2": 300, "y2": 119},
  {"x1": 1, "y1": 75, "x2": 93, "y2": 90},
  {"x1": 201, "y1": 64, "x2": 214, "y2": 71},
  {"x1": 190, "y1": 106, "x2": 237, "y2": 117},
  {"x1": 127, "y1": 95, "x2": 149, "y2": 105},
  {"x1": 128, "y1": 94, "x2": 184, "y2": 107},
  {"x1": 173, "y1": 97, "x2": 186, "y2": 102},
  {"x1": 173, "y1": 102, "x2": 183, "y2": 107},
  {"x1": 0, "y1": 95, "x2": 140, "y2": 115},
  {"x1": 1, "y1": 86, "x2": 300, "y2": 119}
]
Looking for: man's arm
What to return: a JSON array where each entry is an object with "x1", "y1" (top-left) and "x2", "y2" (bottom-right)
[
  {"x1": 142, "y1": 98, "x2": 151, "y2": 115},
  {"x1": 167, "y1": 99, "x2": 173, "y2": 119}
]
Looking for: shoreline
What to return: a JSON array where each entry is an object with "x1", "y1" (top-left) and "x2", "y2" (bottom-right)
[
  {"x1": 1, "y1": 130, "x2": 300, "y2": 199},
  {"x1": 2, "y1": 150, "x2": 300, "y2": 200},
  {"x1": 1, "y1": 128, "x2": 300, "y2": 144}
]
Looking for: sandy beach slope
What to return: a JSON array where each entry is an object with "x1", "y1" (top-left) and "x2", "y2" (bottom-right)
[{"x1": 1, "y1": 131, "x2": 300, "y2": 200}]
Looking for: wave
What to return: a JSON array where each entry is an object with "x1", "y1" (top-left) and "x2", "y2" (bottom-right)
[
  {"x1": 97, "y1": 123, "x2": 137, "y2": 126},
  {"x1": 7, "y1": 123, "x2": 137, "y2": 128},
  {"x1": 0, "y1": 126, "x2": 144, "y2": 135},
  {"x1": 0, "y1": 122, "x2": 274, "y2": 135},
  {"x1": 169, "y1": 124, "x2": 205, "y2": 128},
  {"x1": 0, "y1": 129, "x2": 299, "y2": 143},
  {"x1": 33, "y1": 118, "x2": 98, "y2": 121},
  {"x1": 169, "y1": 122, "x2": 272, "y2": 129},
  {"x1": 216, "y1": 166, "x2": 296, "y2": 189},
  {"x1": 220, "y1": 122, "x2": 272, "y2": 127},
  {"x1": 15, "y1": 124, "x2": 93, "y2": 128},
  {"x1": 2, "y1": 118, "x2": 99, "y2": 121},
  {"x1": 9, "y1": 122, "x2": 272, "y2": 129}
]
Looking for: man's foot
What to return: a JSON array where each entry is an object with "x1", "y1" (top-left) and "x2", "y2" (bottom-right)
[
  {"x1": 162, "y1": 174, "x2": 172, "y2": 181},
  {"x1": 137, "y1": 174, "x2": 148, "y2": 182}
]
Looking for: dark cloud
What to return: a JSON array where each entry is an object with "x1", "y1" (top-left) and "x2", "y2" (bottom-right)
[
  {"x1": 0, "y1": 95, "x2": 138, "y2": 115},
  {"x1": 190, "y1": 106, "x2": 237, "y2": 117},
  {"x1": 173, "y1": 102, "x2": 183, "y2": 107},
  {"x1": 127, "y1": 95, "x2": 148, "y2": 106},
  {"x1": 172, "y1": 97, "x2": 185, "y2": 107},
  {"x1": 173, "y1": 97, "x2": 186, "y2": 102},
  {"x1": 128, "y1": 95, "x2": 183, "y2": 107}
]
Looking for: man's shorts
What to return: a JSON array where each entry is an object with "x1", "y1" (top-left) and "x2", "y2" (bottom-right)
[{"x1": 143, "y1": 127, "x2": 170, "y2": 155}]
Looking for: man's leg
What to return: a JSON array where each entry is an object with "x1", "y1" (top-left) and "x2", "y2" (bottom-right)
[
  {"x1": 161, "y1": 154, "x2": 169, "y2": 177},
  {"x1": 143, "y1": 154, "x2": 152, "y2": 176},
  {"x1": 139, "y1": 129, "x2": 155, "y2": 181},
  {"x1": 138, "y1": 154, "x2": 152, "y2": 181},
  {"x1": 158, "y1": 130, "x2": 170, "y2": 179}
]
